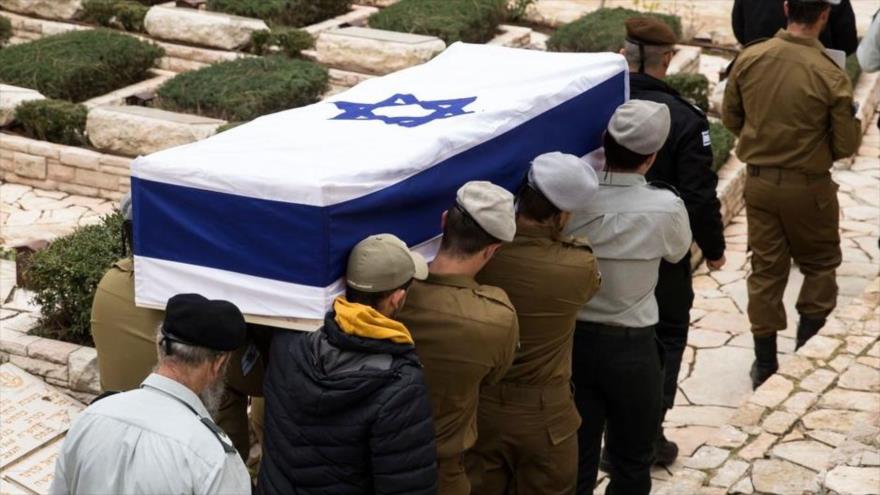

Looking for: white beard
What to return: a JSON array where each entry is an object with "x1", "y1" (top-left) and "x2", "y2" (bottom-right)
[{"x1": 199, "y1": 379, "x2": 226, "y2": 418}]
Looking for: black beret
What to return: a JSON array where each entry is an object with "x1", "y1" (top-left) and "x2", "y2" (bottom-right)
[
  {"x1": 162, "y1": 293, "x2": 246, "y2": 351},
  {"x1": 626, "y1": 17, "x2": 678, "y2": 46}
]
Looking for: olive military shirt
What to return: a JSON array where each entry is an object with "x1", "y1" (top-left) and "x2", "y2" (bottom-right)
[
  {"x1": 397, "y1": 273, "x2": 519, "y2": 460},
  {"x1": 476, "y1": 223, "x2": 601, "y2": 386},
  {"x1": 723, "y1": 29, "x2": 862, "y2": 173}
]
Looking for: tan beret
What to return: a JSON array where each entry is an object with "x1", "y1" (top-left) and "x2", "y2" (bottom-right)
[
  {"x1": 456, "y1": 181, "x2": 516, "y2": 242},
  {"x1": 625, "y1": 17, "x2": 677, "y2": 46}
]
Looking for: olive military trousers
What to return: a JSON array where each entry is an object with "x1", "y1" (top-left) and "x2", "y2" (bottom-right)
[
  {"x1": 438, "y1": 455, "x2": 471, "y2": 495},
  {"x1": 469, "y1": 382, "x2": 580, "y2": 495},
  {"x1": 744, "y1": 167, "x2": 842, "y2": 337}
]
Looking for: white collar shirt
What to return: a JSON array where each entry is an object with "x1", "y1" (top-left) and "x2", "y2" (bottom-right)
[
  {"x1": 50, "y1": 373, "x2": 251, "y2": 495},
  {"x1": 566, "y1": 172, "x2": 693, "y2": 327}
]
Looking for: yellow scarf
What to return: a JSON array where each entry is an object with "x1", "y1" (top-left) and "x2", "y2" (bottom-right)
[{"x1": 333, "y1": 297, "x2": 414, "y2": 345}]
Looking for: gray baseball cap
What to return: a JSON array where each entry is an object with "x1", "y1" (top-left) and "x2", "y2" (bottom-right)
[
  {"x1": 607, "y1": 100, "x2": 671, "y2": 155},
  {"x1": 456, "y1": 181, "x2": 516, "y2": 242},
  {"x1": 528, "y1": 152, "x2": 599, "y2": 212},
  {"x1": 346, "y1": 234, "x2": 428, "y2": 293}
]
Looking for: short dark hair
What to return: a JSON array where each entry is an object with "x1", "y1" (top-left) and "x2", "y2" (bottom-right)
[
  {"x1": 121, "y1": 219, "x2": 133, "y2": 257},
  {"x1": 517, "y1": 185, "x2": 561, "y2": 222},
  {"x1": 787, "y1": 0, "x2": 830, "y2": 25},
  {"x1": 345, "y1": 279, "x2": 413, "y2": 309},
  {"x1": 603, "y1": 132, "x2": 652, "y2": 171},
  {"x1": 438, "y1": 204, "x2": 501, "y2": 257}
]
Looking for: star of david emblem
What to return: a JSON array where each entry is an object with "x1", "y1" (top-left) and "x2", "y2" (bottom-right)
[{"x1": 330, "y1": 93, "x2": 477, "y2": 128}]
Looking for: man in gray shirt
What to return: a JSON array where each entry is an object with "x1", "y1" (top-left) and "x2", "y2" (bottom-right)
[
  {"x1": 567, "y1": 100, "x2": 692, "y2": 495},
  {"x1": 51, "y1": 294, "x2": 251, "y2": 495}
]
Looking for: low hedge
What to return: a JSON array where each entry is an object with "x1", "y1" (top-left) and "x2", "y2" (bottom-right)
[
  {"x1": 28, "y1": 211, "x2": 124, "y2": 347},
  {"x1": 710, "y1": 121, "x2": 735, "y2": 171},
  {"x1": 207, "y1": 0, "x2": 351, "y2": 28},
  {"x1": 0, "y1": 29, "x2": 164, "y2": 102},
  {"x1": 250, "y1": 27, "x2": 314, "y2": 57},
  {"x1": 81, "y1": 0, "x2": 149, "y2": 32},
  {"x1": 15, "y1": 99, "x2": 88, "y2": 146},
  {"x1": 548, "y1": 7, "x2": 681, "y2": 53},
  {"x1": 156, "y1": 56, "x2": 328, "y2": 121},
  {"x1": 369, "y1": 0, "x2": 507, "y2": 44},
  {"x1": 0, "y1": 16, "x2": 11, "y2": 47},
  {"x1": 665, "y1": 73, "x2": 709, "y2": 112}
]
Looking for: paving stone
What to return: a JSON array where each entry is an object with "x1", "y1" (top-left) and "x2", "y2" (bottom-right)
[
  {"x1": 666, "y1": 406, "x2": 736, "y2": 428},
  {"x1": 0, "y1": 183, "x2": 31, "y2": 204},
  {"x1": 693, "y1": 297, "x2": 741, "y2": 314},
  {"x1": 800, "y1": 368, "x2": 838, "y2": 394},
  {"x1": 823, "y1": 466, "x2": 880, "y2": 495},
  {"x1": 693, "y1": 311, "x2": 750, "y2": 334},
  {"x1": 652, "y1": 468, "x2": 706, "y2": 495},
  {"x1": 829, "y1": 354, "x2": 855, "y2": 372},
  {"x1": 730, "y1": 403, "x2": 767, "y2": 428},
  {"x1": 709, "y1": 459, "x2": 749, "y2": 488},
  {"x1": 749, "y1": 375, "x2": 793, "y2": 408},
  {"x1": 708, "y1": 425, "x2": 749, "y2": 449},
  {"x1": 693, "y1": 275, "x2": 718, "y2": 291},
  {"x1": 687, "y1": 329, "x2": 731, "y2": 348},
  {"x1": 777, "y1": 354, "x2": 815, "y2": 380},
  {"x1": 751, "y1": 459, "x2": 817, "y2": 494},
  {"x1": 770, "y1": 440, "x2": 834, "y2": 471},
  {"x1": 762, "y1": 410, "x2": 798, "y2": 435},
  {"x1": 802, "y1": 409, "x2": 876, "y2": 433},
  {"x1": 730, "y1": 475, "x2": 754, "y2": 494},
  {"x1": 781, "y1": 430, "x2": 804, "y2": 442},
  {"x1": 684, "y1": 445, "x2": 730, "y2": 469},
  {"x1": 796, "y1": 335, "x2": 842, "y2": 360},
  {"x1": 856, "y1": 356, "x2": 880, "y2": 368},
  {"x1": 738, "y1": 432, "x2": 779, "y2": 461},
  {"x1": 664, "y1": 426, "x2": 718, "y2": 457},
  {"x1": 818, "y1": 388, "x2": 880, "y2": 413},
  {"x1": 782, "y1": 392, "x2": 819, "y2": 416},
  {"x1": 845, "y1": 335, "x2": 876, "y2": 356},
  {"x1": 710, "y1": 270, "x2": 746, "y2": 286},
  {"x1": 838, "y1": 363, "x2": 880, "y2": 392},
  {"x1": 681, "y1": 347, "x2": 753, "y2": 407}
]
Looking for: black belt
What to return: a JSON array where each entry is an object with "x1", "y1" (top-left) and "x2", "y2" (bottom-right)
[
  {"x1": 576, "y1": 321, "x2": 654, "y2": 337},
  {"x1": 747, "y1": 165, "x2": 830, "y2": 184}
]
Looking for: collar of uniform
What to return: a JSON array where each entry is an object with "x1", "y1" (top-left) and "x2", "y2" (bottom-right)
[
  {"x1": 515, "y1": 221, "x2": 556, "y2": 240},
  {"x1": 776, "y1": 29, "x2": 825, "y2": 51},
  {"x1": 629, "y1": 72, "x2": 678, "y2": 97},
  {"x1": 141, "y1": 373, "x2": 211, "y2": 418},
  {"x1": 599, "y1": 171, "x2": 647, "y2": 187},
  {"x1": 425, "y1": 272, "x2": 479, "y2": 289},
  {"x1": 114, "y1": 257, "x2": 134, "y2": 272}
]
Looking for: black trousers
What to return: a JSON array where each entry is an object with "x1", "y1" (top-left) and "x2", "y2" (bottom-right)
[
  {"x1": 655, "y1": 253, "x2": 694, "y2": 411},
  {"x1": 573, "y1": 322, "x2": 664, "y2": 495}
]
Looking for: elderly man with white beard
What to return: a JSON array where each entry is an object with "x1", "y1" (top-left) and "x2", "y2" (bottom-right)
[{"x1": 50, "y1": 293, "x2": 252, "y2": 495}]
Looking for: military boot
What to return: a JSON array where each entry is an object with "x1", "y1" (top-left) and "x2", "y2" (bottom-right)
[
  {"x1": 750, "y1": 334, "x2": 778, "y2": 390},
  {"x1": 795, "y1": 316, "x2": 826, "y2": 350},
  {"x1": 653, "y1": 411, "x2": 679, "y2": 467}
]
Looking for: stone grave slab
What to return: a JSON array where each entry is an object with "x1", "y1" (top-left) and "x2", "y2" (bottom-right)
[
  {"x1": 0, "y1": 0, "x2": 82, "y2": 20},
  {"x1": 144, "y1": 5, "x2": 268, "y2": 50},
  {"x1": 0, "y1": 85, "x2": 45, "y2": 128},
  {"x1": 2, "y1": 438, "x2": 62, "y2": 494},
  {"x1": 315, "y1": 27, "x2": 445, "y2": 75}
]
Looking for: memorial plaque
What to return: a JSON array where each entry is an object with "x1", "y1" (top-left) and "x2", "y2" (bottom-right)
[
  {"x1": 2, "y1": 439, "x2": 62, "y2": 495},
  {"x1": 0, "y1": 364, "x2": 83, "y2": 469}
]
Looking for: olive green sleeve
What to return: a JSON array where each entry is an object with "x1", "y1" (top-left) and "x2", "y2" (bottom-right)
[
  {"x1": 721, "y1": 65, "x2": 745, "y2": 136},
  {"x1": 829, "y1": 75, "x2": 862, "y2": 160},
  {"x1": 485, "y1": 314, "x2": 519, "y2": 386}
]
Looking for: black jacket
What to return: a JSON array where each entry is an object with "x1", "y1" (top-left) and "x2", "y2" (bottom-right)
[
  {"x1": 632, "y1": 73, "x2": 726, "y2": 262},
  {"x1": 258, "y1": 311, "x2": 438, "y2": 495},
  {"x1": 732, "y1": 0, "x2": 858, "y2": 55}
]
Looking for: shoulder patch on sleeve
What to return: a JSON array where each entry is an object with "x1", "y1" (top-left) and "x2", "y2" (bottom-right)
[{"x1": 702, "y1": 129, "x2": 712, "y2": 147}]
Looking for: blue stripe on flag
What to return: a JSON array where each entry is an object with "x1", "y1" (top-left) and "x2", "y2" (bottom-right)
[{"x1": 134, "y1": 71, "x2": 625, "y2": 288}]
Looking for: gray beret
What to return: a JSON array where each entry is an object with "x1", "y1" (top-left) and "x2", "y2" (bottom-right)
[
  {"x1": 607, "y1": 100, "x2": 671, "y2": 155},
  {"x1": 119, "y1": 191, "x2": 133, "y2": 221},
  {"x1": 528, "y1": 152, "x2": 599, "y2": 212},
  {"x1": 456, "y1": 181, "x2": 516, "y2": 242}
]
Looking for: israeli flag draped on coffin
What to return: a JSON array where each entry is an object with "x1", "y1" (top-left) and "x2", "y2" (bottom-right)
[{"x1": 131, "y1": 43, "x2": 628, "y2": 322}]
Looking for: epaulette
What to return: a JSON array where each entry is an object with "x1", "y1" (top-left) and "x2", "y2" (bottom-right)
[
  {"x1": 721, "y1": 37, "x2": 770, "y2": 80},
  {"x1": 560, "y1": 235, "x2": 594, "y2": 253},
  {"x1": 201, "y1": 417, "x2": 237, "y2": 454},
  {"x1": 648, "y1": 181, "x2": 682, "y2": 197},
  {"x1": 90, "y1": 390, "x2": 120, "y2": 405},
  {"x1": 473, "y1": 285, "x2": 516, "y2": 313}
]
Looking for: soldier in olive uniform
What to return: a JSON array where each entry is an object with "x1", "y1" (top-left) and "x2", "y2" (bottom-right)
[
  {"x1": 398, "y1": 181, "x2": 520, "y2": 495},
  {"x1": 723, "y1": 0, "x2": 862, "y2": 388},
  {"x1": 90, "y1": 193, "x2": 269, "y2": 461},
  {"x1": 469, "y1": 152, "x2": 602, "y2": 495}
]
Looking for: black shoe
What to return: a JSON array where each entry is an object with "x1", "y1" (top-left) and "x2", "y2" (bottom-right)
[
  {"x1": 795, "y1": 316, "x2": 826, "y2": 350},
  {"x1": 750, "y1": 334, "x2": 779, "y2": 389},
  {"x1": 599, "y1": 447, "x2": 612, "y2": 473},
  {"x1": 653, "y1": 434, "x2": 679, "y2": 466}
]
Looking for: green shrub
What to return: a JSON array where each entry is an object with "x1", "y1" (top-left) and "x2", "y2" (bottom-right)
[
  {"x1": 665, "y1": 73, "x2": 709, "y2": 112},
  {"x1": 81, "y1": 0, "x2": 149, "y2": 32},
  {"x1": 28, "y1": 211, "x2": 124, "y2": 347},
  {"x1": 846, "y1": 53, "x2": 861, "y2": 86},
  {"x1": 0, "y1": 16, "x2": 11, "y2": 47},
  {"x1": 0, "y1": 29, "x2": 164, "y2": 101},
  {"x1": 156, "y1": 56, "x2": 328, "y2": 121},
  {"x1": 709, "y1": 121, "x2": 735, "y2": 171},
  {"x1": 250, "y1": 27, "x2": 314, "y2": 57},
  {"x1": 15, "y1": 99, "x2": 88, "y2": 146},
  {"x1": 207, "y1": 0, "x2": 351, "y2": 27},
  {"x1": 369, "y1": 0, "x2": 507, "y2": 44},
  {"x1": 547, "y1": 7, "x2": 682, "y2": 53}
]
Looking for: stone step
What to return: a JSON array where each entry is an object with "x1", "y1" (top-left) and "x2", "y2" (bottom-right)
[
  {"x1": 86, "y1": 105, "x2": 225, "y2": 157},
  {"x1": 313, "y1": 26, "x2": 445, "y2": 76},
  {"x1": 143, "y1": 4, "x2": 268, "y2": 51},
  {"x1": 0, "y1": 84, "x2": 45, "y2": 127}
]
